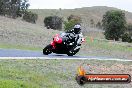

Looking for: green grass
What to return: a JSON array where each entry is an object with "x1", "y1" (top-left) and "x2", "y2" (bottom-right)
[
  {"x1": 0, "y1": 60, "x2": 62, "y2": 88},
  {"x1": 86, "y1": 37, "x2": 132, "y2": 52},
  {"x1": 0, "y1": 59, "x2": 131, "y2": 88},
  {"x1": 1, "y1": 37, "x2": 132, "y2": 52},
  {"x1": 0, "y1": 43, "x2": 41, "y2": 51},
  {"x1": 0, "y1": 80, "x2": 39, "y2": 88}
]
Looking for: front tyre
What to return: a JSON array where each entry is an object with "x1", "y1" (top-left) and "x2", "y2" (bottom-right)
[{"x1": 43, "y1": 44, "x2": 52, "y2": 55}]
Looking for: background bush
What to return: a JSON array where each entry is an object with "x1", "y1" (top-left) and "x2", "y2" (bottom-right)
[
  {"x1": 0, "y1": 0, "x2": 29, "y2": 18},
  {"x1": 44, "y1": 16, "x2": 62, "y2": 30},
  {"x1": 67, "y1": 14, "x2": 81, "y2": 22},
  {"x1": 121, "y1": 24, "x2": 132, "y2": 43},
  {"x1": 64, "y1": 14, "x2": 81, "y2": 31},
  {"x1": 23, "y1": 11, "x2": 38, "y2": 23},
  {"x1": 96, "y1": 21, "x2": 102, "y2": 29},
  {"x1": 64, "y1": 20, "x2": 78, "y2": 31},
  {"x1": 122, "y1": 33, "x2": 132, "y2": 43},
  {"x1": 126, "y1": 24, "x2": 132, "y2": 36},
  {"x1": 102, "y1": 10, "x2": 126, "y2": 41}
]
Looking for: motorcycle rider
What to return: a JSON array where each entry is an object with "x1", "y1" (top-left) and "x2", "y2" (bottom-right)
[
  {"x1": 66, "y1": 24, "x2": 83, "y2": 46},
  {"x1": 43, "y1": 24, "x2": 84, "y2": 56}
]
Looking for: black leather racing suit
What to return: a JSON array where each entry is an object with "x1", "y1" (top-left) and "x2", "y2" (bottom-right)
[{"x1": 66, "y1": 29, "x2": 83, "y2": 46}]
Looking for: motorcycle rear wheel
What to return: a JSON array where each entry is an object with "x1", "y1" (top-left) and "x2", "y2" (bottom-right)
[
  {"x1": 43, "y1": 44, "x2": 52, "y2": 55},
  {"x1": 67, "y1": 48, "x2": 80, "y2": 56}
]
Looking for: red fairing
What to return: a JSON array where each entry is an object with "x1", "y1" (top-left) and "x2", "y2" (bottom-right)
[
  {"x1": 51, "y1": 41, "x2": 55, "y2": 46},
  {"x1": 54, "y1": 34, "x2": 62, "y2": 44},
  {"x1": 51, "y1": 41, "x2": 56, "y2": 49}
]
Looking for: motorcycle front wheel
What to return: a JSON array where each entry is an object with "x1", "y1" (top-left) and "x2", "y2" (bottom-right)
[{"x1": 43, "y1": 44, "x2": 52, "y2": 55}]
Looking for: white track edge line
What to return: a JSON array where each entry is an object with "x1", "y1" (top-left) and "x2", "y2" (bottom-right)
[{"x1": 0, "y1": 57, "x2": 131, "y2": 62}]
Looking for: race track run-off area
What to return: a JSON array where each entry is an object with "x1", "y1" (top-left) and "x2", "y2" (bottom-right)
[{"x1": 0, "y1": 49, "x2": 132, "y2": 61}]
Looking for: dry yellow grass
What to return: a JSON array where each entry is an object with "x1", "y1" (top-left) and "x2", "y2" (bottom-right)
[
  {"x1": 29, "y1": 6, "x2": 132, "y2": 28},
  {"x1": 0, "y1": 16, "x2": 60, "y2": 48}
]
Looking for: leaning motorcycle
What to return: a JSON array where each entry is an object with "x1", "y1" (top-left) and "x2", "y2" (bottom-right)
[{"x1": 43, "y1": 33, "x2": 85, "y2": 56}]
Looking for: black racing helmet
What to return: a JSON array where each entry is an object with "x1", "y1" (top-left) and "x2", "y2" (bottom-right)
[{"x1": 73, "y1": 24, "x2": 81, "y2": 34}]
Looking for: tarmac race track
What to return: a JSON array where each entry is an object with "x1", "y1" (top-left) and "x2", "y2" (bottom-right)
[{"x1": 0, "y1": 49, "x2": 132, "y2": 61}]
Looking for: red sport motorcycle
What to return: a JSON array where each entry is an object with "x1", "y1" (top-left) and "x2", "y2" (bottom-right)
[{"x1": 43, "y1": 33, "x2": 85, "y2": 56}]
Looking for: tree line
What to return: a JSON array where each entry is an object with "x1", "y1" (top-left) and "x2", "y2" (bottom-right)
[
  {"x1": 0, "y1": 1, "x2": 131, "y2": 43},
  {"x1": 44, "y1": 10, "x2": 132, "y2": 43},
  {"x1": 0, "y1": 0, "x2": 37, "y2": 23},
  {"x1": 102, "y1": 10, "x2": 132, "y2": 43}
]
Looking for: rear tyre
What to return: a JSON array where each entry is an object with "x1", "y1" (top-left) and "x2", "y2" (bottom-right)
[
  {"x1": 67, "y1": 48, "x2": 80, "y2": 56},
  {"x1": 43, "y1": 44, "x2": 52, "y2": 55}
]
